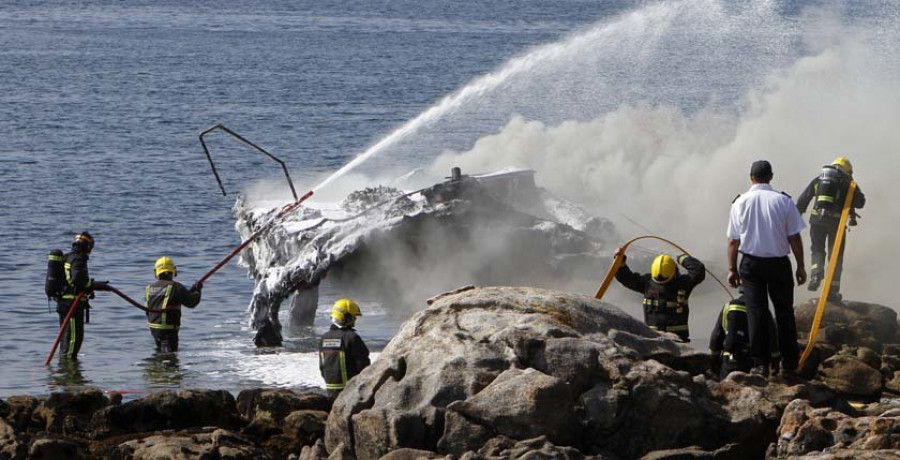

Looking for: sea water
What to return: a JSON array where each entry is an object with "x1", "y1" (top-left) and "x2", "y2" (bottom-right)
[{"x1": 3, "y1": 0, "x2": 898, "y2": 397}]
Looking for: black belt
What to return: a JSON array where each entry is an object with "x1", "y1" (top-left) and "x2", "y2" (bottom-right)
[{"x1": 740, "y1": 252, "x2": 789, "y2": 261}]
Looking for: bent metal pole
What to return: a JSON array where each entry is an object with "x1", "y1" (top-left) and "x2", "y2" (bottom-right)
[
  {"x1": 593, "y1": 235, "x2": 733, "y2": 302},
  {"x1": 196, "y1": 190, "x2": 314, "y2": 285},
  {"x1": 798, "y1": 180, "x2": 857, "y2": 371},
  {"x1": 44, "y1": 291, "x2": 86, "y2": 365}
]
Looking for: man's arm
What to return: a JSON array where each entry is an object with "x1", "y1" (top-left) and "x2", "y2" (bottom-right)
[
  {"x1": 677, "y1": 254, "x2": 706, "y2": 287},
  {"x1": 727, "y1": 239, "x2": 740, "y2": 287},
  {"x1": 788, "y1": 233, "x2": 807, "y2": 285},
  {"x1": 614, "y1": 262, "x2": 647, "y2": 293}
]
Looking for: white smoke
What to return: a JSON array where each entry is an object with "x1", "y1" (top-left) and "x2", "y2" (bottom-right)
[{"x1": 429, "y1": 22, "x2": 900, "y2": 307}]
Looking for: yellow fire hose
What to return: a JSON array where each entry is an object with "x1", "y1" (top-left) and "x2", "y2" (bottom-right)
[
  {"x1": 798, "y1": 180, "x2": 857, "y2": 370},
  {"x1": 594, "y1": 235, "x2": 734, "y2": 301}
]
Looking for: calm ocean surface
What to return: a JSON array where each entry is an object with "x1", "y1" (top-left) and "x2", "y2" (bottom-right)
[{"x1": 1, "y1": 0, "x2": 637, "y2": 397}]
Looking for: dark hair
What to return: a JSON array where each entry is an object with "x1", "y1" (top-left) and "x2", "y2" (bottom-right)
[{"x1": 750, "y1": 160, "x2": 773, "y2": 181}]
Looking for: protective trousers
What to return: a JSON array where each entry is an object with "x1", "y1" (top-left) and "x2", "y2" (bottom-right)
[
  {"x1": 739, "y1": 254, "x2": 799, "y2": 371},
  {"x1": 810, "y1": 222, "x2": 845, "y2": 294},
  {"x1": 57, "y1": 304, "x2": 85, "y2": 359},
  {"x1": 151, "y1": 329, "x2": 180, "y2": 353}
]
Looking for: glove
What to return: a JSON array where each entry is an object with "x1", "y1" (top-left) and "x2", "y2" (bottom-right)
[
  {"x1": 92, "y1": 280, "x2": 110, "y2": 291},
  {"x1": 677, "y1": 254, "x2": 689, "y2": 265},
  {"x1": 613, "y1": 247, "x2": 627, "y2": 262},
  {"x1": 191, "y1": 282, "x2": 203, "y2": 292}
]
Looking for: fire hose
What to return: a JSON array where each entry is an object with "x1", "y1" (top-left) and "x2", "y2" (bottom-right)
[
  {"x1": 594, "y1": 235, "x2": 734, "y2": 301},
  {"x1": 44, "y1": 285, "x2": 174, "y2": 365},
  {"x1": 798, "y1": 180, "x2": 857, "y2": 370}
]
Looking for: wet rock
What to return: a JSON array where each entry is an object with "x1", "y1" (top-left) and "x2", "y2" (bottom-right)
[
  {"x1": 2, "y1": 396, "x2": 40, "y2": 432},
  {"x1": 818, "y1": 355, "x2": 883, "y2": 399},
  {"x1": 236, "y1": 389, "x2": 331, "y2": 422},
  {"x1": 112, "y1": 428, "x2": 263, "y2": 460},
  {"x1": 886, "y1": 371, "x2": 900, "y2": 394},
  {"x1": 28, "y1": 437, "x2": 82, "y2": 460},
  {"x1": 32, "y1": 388, "x2": 110, "y2": 434},
  {"x1": 92, "y1": 389, "x2": 242, "y2": 436},
  {"x1": 0, "y1": 418, "x2": 25, "y2": 460}
]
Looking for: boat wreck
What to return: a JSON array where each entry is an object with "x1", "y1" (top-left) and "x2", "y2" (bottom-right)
[{"x1": 235, "y1": 168, "x2": 619, "y2": 346}]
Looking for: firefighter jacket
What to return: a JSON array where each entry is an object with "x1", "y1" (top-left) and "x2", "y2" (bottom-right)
[
  {"x1": 796, "y1": 167, "x2": 865, "y2": 226},
  {"x1": 60, "y1": 251, "x2": 93, "y2": 306},
  {"x1": 319, "y1": 325, "x2": 371, "y2": 392},
  {"x1": 615, "y1": 254, "x2": 705, "y2": 339},
  {"x1": 709, "y1": 297, "x2": 780, "y2": 363},
  {"x1": 145, "y1": 279, "x2": 201, "y2": 330}
]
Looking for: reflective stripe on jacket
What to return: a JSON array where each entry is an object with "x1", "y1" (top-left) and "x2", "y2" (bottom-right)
[
  {"x1": 145, "y1": 279, "x2": 201, "y2": 329},
  {"x1": 318, "y1": 325, "x2": 370, "y2": 391}
]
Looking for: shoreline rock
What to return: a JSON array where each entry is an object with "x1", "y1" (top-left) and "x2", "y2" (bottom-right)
[{"x1": 4, "y1": 287, "x2": 900, "y2": 459}]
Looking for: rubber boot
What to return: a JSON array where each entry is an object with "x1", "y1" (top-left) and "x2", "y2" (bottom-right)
[{"x1": 807, "y1": 272, "x2": 821, "y2": 291}]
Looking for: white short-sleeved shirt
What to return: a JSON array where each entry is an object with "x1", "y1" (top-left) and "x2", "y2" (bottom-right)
[{"x1": 727, "y1": 183, "x2": 807, "y2": 258}]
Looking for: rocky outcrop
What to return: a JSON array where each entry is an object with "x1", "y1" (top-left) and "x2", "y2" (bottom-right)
[
  {"x1": 323, "y1": 286, "x2": 843, "y2": 460},
  {"x1": 774, "y1": 399, "x2": 900, "y2": 458},
  {"x1": 0, "y1": 388, "x2": 329, "y2": 460}
]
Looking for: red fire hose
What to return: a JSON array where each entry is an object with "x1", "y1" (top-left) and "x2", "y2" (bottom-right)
[
  {"x1": 195, "y1": 190, "x2": 314, "y2": 285},
  {"x1": 44, "y1": 291, "x2": 86, "y2": 365}
]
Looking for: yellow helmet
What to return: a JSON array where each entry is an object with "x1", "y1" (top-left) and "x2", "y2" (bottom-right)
[
  {"x1": 832, "y1": 157, "x2": 853, "y2": 175},
  {"x1": 651, "y1": 254, "x2": 677, "y2": 284},
  {"x1": 154, "y1": 256, "x2": 177, "y2": 278},
  {"x1": 331, "y1": 298, "x2": 362, "y2": 326}
]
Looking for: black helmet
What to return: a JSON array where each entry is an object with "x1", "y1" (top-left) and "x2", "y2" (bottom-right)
[{"x1": 73, "y1": 232, "x2": 94, "y2": 253}]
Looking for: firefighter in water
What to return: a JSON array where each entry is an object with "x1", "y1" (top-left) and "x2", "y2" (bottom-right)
[
  {"x1": 709, "y1": 292, "x2": 781, "y2": 378},
  {"x1": 796, "y1": 157, "x2": 866, "y2": 302},
  {"x1": 614, "y1": 251, "x2": 706, "y2": 342},
  {"x1": 319, "y1": 299, "x2": 370, "y2": 398},
  {"x1": 145, "y1": 257, "x2": 202, "y2": 353},
  {"x1": 57, "y1": 232, "x2": 109, "y2": 359}
]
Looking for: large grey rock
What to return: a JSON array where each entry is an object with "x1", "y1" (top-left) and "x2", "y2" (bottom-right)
[{"x1": 324, "y1": 286, "x2": 800, "y2": 460}]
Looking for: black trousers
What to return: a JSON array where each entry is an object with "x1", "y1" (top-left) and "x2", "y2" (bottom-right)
[
  {"x1": 57, "y1": 303, "x2": 86, "y2": 359},
  {"x1": 739, "y1": 254, "x2": 799, "y2": 370},
  {"x1": 810, "y1": 222, "x2": 845, "y2": 292},
  {"x1": 151, "y1": 328, "x2": 180, "y2": 353}
]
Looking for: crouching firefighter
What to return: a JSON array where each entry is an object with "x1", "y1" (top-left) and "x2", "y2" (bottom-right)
[
  {"x1": 55, "y1": 232, "x2": 110, "y2": 360},
  {"x1": 145, "y1": 257, "x2": 201, "y2": 353},
  {"x1": 709, "y1": 292, "x2": 780, "y2": 378},
  {"x1": 615, "y1": 251, "x2": 706, "y2": 342},
  {"x1": 319, "y1": 299, "x2": 370, "y2": 398}
]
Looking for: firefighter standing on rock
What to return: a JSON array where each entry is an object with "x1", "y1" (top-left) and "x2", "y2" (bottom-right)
[{"x1": 796, "y1": 157, "x2": 865, "y2": 303}]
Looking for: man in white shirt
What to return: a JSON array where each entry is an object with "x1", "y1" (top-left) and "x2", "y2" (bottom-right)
[{"x1": 727, "y1": 160, "x2": 807, "y2": 378}]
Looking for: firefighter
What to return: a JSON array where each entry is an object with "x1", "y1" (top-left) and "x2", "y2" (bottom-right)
[
  {"x1": 796, "y1": 157, "x2": 866, "y2": 303},
  {"x1": 614, "y1": 251, "x2": 706, "y2": 342},
  {"x1": 709, "y1": 293, "x2": 781, "y2": 378},
  {"x1": 57, "y1": 232, "x2": 109, "y2": 360},
  {"x1": 319, "y1": 299, "x2": 370, "y2": 398},
  {"x1": 145, "y1": 257, "x2": 202, "y2": 353}
]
